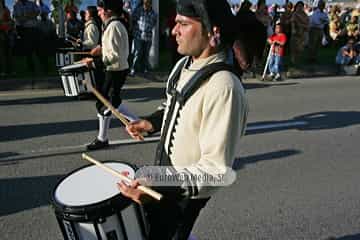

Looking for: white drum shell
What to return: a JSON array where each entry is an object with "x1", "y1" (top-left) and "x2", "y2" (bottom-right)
[
  {"x1": 59, "y1": 204, "x2": 147, "y2": 240},
  {"x1": 53, "y1": 162, "x2": 149, "y2": 240},
  {"x1": 59, "y1": 63, "x2": 95, "y2": 97}
]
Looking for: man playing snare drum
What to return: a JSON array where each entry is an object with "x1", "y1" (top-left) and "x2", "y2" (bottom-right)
[{"x1": 118, "y1": 0, "x2": 249, "y2": 239}]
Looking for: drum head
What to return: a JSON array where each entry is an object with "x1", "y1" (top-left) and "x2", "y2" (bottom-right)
[
  {"x1": 60, "y1": 62, "x2": 87, "y2": 73},
  {"x1": 54, "y1": 162, "x2": 135, "y2": 207}
]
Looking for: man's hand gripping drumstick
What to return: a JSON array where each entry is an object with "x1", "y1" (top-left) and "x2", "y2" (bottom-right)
[
  {"x1": 79, "y1": 45, "x2": 102, "y2": 68},
  {"x1": 82, "y1": 153, "x2": 163, "y2": 204}
]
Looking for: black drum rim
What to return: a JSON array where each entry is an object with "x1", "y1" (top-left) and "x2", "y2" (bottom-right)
[{"x1": 51, "y1": 161, "x2": 138, "y2": 221}]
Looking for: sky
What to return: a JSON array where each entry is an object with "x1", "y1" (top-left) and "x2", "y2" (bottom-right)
[{"x1": 5, "y1": 0, "x2": 97, "y2": 11}]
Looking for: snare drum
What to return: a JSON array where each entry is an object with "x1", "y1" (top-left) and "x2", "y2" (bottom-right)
[
  {"x1": 59, "y1": 63, "x2": 96, "y2": 97},
  {"x1": 56, "y1": 48, "x2": 75, "y2": 67},
  {"x1": 52, "y1": 162, "x2": 149, "y2": 240}
]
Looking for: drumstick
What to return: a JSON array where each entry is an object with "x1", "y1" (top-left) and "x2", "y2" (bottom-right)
[
  {"x1": 69, "y1": 51, "x2": 92, "y2": 55},
  {"x1": 72, "y1": 60, "x2": 84, "y2": 65},
  {"x1": 66, "y1": 34, "x2": 78, "y2": 41},
  {"x1": 88, "y1": 84, "x2": 144, "y2": 141},
  {"x1": 82, "y1": 153, "x2": 163, "y2": 201}
]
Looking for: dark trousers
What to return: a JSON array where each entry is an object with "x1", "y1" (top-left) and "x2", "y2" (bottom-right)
[
  {"x1": 131, "y1": 38, "x2": 152, "y2": 72},
  {"x1": 144, "y1": 197, "x2": 210, "y2": 240},
  {"x1": 308, "y1": 27, "x2": 323, "y2": 62},
  {"x1": 96, "y1": 70, "x2": 127, "y2": 115},
  {"x1": 16, "y1": 26, "x2": 40, "y2": 72},
  {"x1": 0, "y1": 32, "x2": 13, "y2": 74}
]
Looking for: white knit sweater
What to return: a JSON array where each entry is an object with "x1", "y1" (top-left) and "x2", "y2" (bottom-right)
[
  {"x1": 102, "y1": 17, "x2": 129, "y2": 71},
  {"x1": 163, "y1": 51, "x2": 248, "y2": 199}
]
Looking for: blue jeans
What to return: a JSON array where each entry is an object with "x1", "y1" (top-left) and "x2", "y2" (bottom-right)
[
  {"x1": 336, "y1": 55, "x2": 360, "y2": 65},
  {"x1": 131, "y1": 38, "x2": 152, "y2": 73},
  {"x1": 268, "y1": 54, "x2": 283, "y2": 74}
]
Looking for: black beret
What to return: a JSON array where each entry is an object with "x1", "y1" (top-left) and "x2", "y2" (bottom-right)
[
  {"x1": 97, "y1": 0, "x2": 123, "y2": 13},
  {"x1": 176, "y1": 0, "x2": 199, "y2": 18},
  {"x1": 176, "y1": 0, "x2": 235, "y2": 44}
]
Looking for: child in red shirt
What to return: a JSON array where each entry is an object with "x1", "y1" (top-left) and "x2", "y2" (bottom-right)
[{"x1": 267, "y1": 22, "x2": 287, "y2": 81}]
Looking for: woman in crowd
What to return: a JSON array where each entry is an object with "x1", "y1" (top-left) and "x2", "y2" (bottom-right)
[
  {"x1": 329, "y1": 14, "x2": 347, "y2": 47},
  {"x1": 255, "y1": 0, "x2": 272, "y2": 37},
  {"x1": 346, "y1": 15, "x2": 359, "y2": 41},
  {"x1": 290, "y1": 1, "x2": 309, "y2": 65},
  {"x1": 280, "y1": 2, "x2": 293, "y2": 53}
]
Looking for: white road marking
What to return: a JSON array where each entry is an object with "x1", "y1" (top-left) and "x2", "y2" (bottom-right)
[{"x1": 0, "y1": 121, "x2": 308, "y2": 160}]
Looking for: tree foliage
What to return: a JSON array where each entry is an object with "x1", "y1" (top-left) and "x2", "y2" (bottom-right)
[{"x1": 51, "y1": 0, "x2": 81, "y2": 23}]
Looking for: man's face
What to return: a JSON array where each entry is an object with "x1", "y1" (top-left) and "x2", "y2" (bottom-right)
[
  {"x1": 85, "y1": 10, "x2": 91, "y2": 21},
  {"x1": 144, "y1": 0, "x2": 151, "y2": 11},
  {"x1": 97, "y1": 7, "x2": 109, "y2": 23},
  {"x1": 347, "y1": 40, "x2": 354, "y2": 48},
  {"x1": 275, "y1": 25, "x2": 281, "y2": 34},
  {"x1": 172, "y1": 14, "x2": 210, "y2": 59}
]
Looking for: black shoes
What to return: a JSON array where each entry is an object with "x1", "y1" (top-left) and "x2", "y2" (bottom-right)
[{"x1": 86, "y1": 138, "x2": 109, "y2": 151}]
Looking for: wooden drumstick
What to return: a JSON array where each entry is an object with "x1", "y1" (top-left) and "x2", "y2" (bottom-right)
[
  {"x1": 82, "y1": 153, "x2": 163, "y2": 201},
  {"x1": 72, "y1": 60, "x2": 84, "y2": 65},
  {"x1": 87, "y1": 82, "x2": 144, "y2": 141},
  {"x1": 69, "y1": 51, "x2": 92, "y2": 55},
  {"x1": 66, "y1": 34, "x2": 78, "y2": 41}
]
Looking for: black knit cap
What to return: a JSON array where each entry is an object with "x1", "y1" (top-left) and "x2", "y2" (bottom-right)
[
  {"x1": 97, "y1": 0, "x2": 123, "y2": 13},
  {"x1": 176, "y1": 0, "x2": 235, "y2": 44}
]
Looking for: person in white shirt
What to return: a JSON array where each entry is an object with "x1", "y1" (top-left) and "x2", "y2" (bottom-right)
[
  {"x1": 308, "y1": 0, "x2": 329, "y2": 62},
  {"x1": 79, "y1": 6, "x2": 101, "y2": 50}
]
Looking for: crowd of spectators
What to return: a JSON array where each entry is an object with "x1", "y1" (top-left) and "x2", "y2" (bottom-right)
[
  {"x1": 0, "y1": 0, "x2": 57, "y2": 76},
  {"x1": 230, "y1": 0, "x2": 360, "y2": 77},
  {"x1": 0, "y1": 0, "x2": 158, "y2": 78},
  {"x1": 1, "y1": 0, "x2": 360, "y2": 78}
]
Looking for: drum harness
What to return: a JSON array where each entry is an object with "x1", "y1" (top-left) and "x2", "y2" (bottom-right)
[{"x1": 155, "y1": 57, "x2": 241, "y2": 171}]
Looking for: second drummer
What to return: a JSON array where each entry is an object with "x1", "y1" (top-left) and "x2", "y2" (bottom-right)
[
  {"x1": 79, "y1": 6, "x2": 102, "y2": 50},
  {"x1": 84, "y1": 0, "x2": 129, "y2": 150}
]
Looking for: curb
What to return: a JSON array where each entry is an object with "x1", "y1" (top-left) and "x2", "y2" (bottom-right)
[{"x1": 0, "y1": 66, "x2": 348, "y2": 92}]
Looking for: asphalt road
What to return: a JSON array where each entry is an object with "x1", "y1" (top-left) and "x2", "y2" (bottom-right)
[{"x1": 0, "y1": 76, "x2": 360, "y2": 240}]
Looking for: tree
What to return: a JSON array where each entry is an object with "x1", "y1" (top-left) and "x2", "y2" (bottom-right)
[{"x1": 51, "y1": 0, "x2": 81, "y2": 37}]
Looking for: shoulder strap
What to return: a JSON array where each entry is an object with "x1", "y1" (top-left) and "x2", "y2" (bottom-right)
[
  {"x1": 178, "y1": 62, "x2": 241, "y2": 106},
  {"x1": 155, "y1": 61, "x2": 241, "y2": 166},
  {"x1": 166, "y1": 57, "x2": 189, "y2": 95},
  {"x1": 102, "y1": 17, "x2": 122, "y2": 33}
]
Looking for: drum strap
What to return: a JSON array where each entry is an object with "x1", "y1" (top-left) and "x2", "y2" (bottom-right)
[
  {"x1": 155, "y1": 58, "x2": 241, "y2": 166},
  {"x1": 102, "y1": 17, "x2": 122, "y2": 34}
]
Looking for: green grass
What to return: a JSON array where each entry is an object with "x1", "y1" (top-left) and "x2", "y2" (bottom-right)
[{"x1": 284, "y1": 45, "x2": 338, "y2": 70}]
